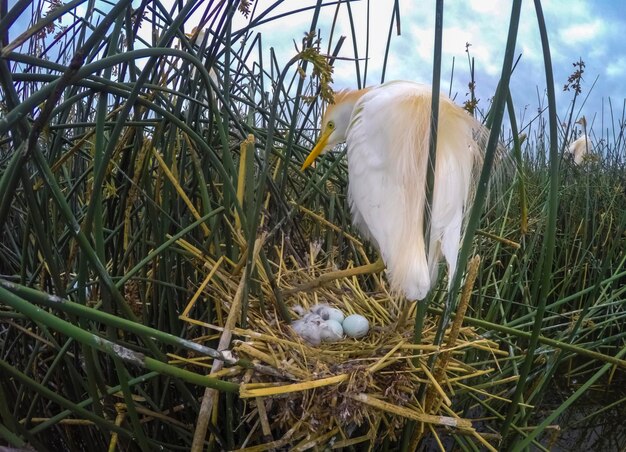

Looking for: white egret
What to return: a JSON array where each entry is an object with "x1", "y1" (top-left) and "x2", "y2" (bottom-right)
[
  {"x1": 567, "y1": 116, "x2": 590, "y2": 165},
  {"x1": 302, "y1": 81, "x2": 488, "y2": 300}
]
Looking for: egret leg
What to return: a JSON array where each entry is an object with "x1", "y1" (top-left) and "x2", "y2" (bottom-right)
[{"x1": 285, "y1": 257, "x2": 385, "y2": 294}]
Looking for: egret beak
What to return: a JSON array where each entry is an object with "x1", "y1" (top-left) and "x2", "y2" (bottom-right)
[{"x1": 301, "y1": 127, "x2": 332, "y2": 171}]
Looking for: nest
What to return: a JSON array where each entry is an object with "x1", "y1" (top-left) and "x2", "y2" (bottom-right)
[{"x1": 178, "y1": 235, "x2": 505, "y2": 451}]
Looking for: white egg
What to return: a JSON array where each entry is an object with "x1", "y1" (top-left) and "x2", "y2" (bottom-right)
[
  {"x1": 342, "y1": 314, "x2": 369, "y2": 338},
  {"x1": 326, "y1": 308, "x2": 345, "y2": 323},
  {"x1": 320, "y1": 319, "x2": 344, "y2": 342}
]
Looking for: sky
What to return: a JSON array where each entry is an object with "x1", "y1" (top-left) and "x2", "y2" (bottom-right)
[
  {"x1": 216, "y1": 0, "x2": 626, "y2": 142},
  {"x1": 16, "y1": 0, "x2": 626, "y2": 143}
]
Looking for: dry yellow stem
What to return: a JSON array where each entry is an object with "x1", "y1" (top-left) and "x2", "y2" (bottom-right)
[
  {"x1": 151, "y1": 147, "x2": 210, "y2": 236},
  {"x1": 26, "y1": 418, "x2": 94, "y2": 426},
  {"x1": 256, "y1": 397, "x2": 272, "y2": 437},
  {"x1": 235, "y1": 342, "x2": 308, "y2": 379},
  {"x1": 420, "y1": 362, "x2": 452, "y2": 407},
  {"x1": 191, "y1": 234, "x2": 266, "y2": 451},
  {"x1": 240, "y1": 374, "x2": 348, "y2": 398},
  {"x1": 349, "y1": 393, "x2": 472, "y2": 429},
  {"x1": 235, "y1": 135, "x2": 255, "y2": 231},
  {"x1": 180, "y1": 255, "x2": 225, "y2": 321},
  {"x1": 368, "y1": 340, "x2": 405, "y2": 373}
]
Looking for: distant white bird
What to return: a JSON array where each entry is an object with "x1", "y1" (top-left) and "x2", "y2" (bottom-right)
[
  {"x1": 184, "y1": 27, "x2": 220, "y2": 108},
  {"x1": 567, "y1": 116, "x2": 591, "y2": 165},
  {"x1": 185, "y1": 26, "x2": 209, "y2": 47},
  {"x1": 302, "y1": 81, "x2": 488, "y2": 300}
]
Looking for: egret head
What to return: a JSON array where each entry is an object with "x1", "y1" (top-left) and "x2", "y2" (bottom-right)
[
  {"x1": 576, "y1": 116, "x2": 587, "y2": 129},
  {"x1": 301, "y1": 89, "x2": 368, "y2": 170}
]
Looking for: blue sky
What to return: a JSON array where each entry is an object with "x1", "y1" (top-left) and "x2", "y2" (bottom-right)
[
  {"x1": 220, "y1": 0, "x2": 626, "y2": 140},
  {"x1": 14, "y1": 0, "x2": 626, "y2": 141}
]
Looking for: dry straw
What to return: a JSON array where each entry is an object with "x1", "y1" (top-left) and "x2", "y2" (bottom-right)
[{"x1": 181, "y1": 226, "x2": 504, "y2": 450}]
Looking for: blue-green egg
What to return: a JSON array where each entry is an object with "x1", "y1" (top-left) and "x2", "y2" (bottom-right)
[{"x1": 342, "y1": 314, "x2": 369, "y2": 338}]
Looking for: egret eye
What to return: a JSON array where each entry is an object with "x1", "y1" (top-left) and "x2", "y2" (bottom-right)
[{"x1": 327, "y1": 121, "x2": 335, "y2": 130}]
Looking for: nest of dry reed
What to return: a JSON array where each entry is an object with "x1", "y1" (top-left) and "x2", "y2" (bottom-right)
[{"x1": 177, "y1": 233, "x2": 504, "y2": 451}]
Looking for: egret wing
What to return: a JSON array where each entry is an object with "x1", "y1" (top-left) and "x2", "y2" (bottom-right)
[
  {"x1": 346, "y1": 82, "x2": 431, "y2": 299},
  {"x1": 346, "y1": 81, "x2": 484, "y2": 300}
]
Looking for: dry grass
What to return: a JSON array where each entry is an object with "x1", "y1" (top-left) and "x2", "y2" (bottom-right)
[{"x1": 176, "y1": 231, "x2": 504, "y2": 450}]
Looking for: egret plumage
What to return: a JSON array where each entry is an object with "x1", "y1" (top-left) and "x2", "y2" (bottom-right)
[
  {"x1": 302, "y1": 81, "x2": 488, "y2": 300},
  {"x1": 567, "y1": 116, "x2": 590, "y2": 165}
]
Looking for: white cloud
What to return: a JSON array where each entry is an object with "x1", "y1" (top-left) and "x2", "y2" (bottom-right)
[
  {"x1": 152, "y1": 0, "x2": 625, "y2": 120},
  {"x1": 468, "y1": 0, "x2": 510, "y2": 19},
  {"x1": 559, "y1": 20, "x2": 603, "y2": 45},
  {"x1": 606, "y1": 57, "x2": 626, "y2": 78}
]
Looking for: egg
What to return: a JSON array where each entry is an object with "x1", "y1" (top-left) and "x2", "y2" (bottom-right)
[
  {"x1": 342, "y1": 314, "x2": 369, "y2": 338},
  {"x1": 326, "y1": 308, "x2": 345, "y2": 323},
  {"x1": 311, "y1": 304, "x2": 345, "y2": 323},
  {"x1": 320, "y1": 319, "x2": 344, "y2": 342}
]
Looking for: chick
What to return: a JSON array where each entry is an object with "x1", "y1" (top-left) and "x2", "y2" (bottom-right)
[
  {"x1": 310, "y1": 303, "x2": 345, "y2": 323},
  {"x1": 291, "y1": 313, "x2": 324, "y2": 345}
]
